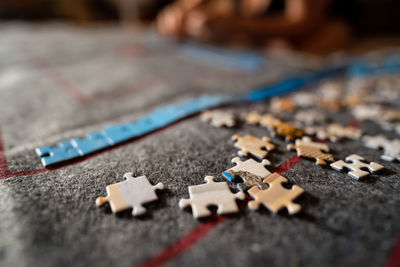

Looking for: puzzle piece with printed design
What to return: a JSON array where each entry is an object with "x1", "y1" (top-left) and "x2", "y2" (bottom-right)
[
  {"x1": 179, "y1": 176, "x2": 245, "y2": 218},
  {"x1": 96, "y1": 173, "x2": 165, "y2": 216},
  {"x1": 252, "y1": 115, "x2": 305, "y2": 141},
  {"x1": 201, "y1": 110, "x2": 235, "y2": 127},
  {"x1": 223, "y1": 157, "x2": 271, "y2": 191},
  {"x1": 363, "y1": 135, "x2": 400, "y2": 162},
  {"x1": 287, "y1": 136, "x2": 334, "y2": 165},
  {"x1": 232, "y1": 134, "x2": 275, "y2": 160},
  {"x1": 330, "y1": 154, "x2": 384, "y2": 180},
  {"x1": 247, "y1": 172, "x2": 304, "y2": 215}
]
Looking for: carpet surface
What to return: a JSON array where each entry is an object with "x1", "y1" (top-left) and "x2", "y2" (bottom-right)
[{"x1": 0, "y1": 23, "x2": 399, "y2": 267}]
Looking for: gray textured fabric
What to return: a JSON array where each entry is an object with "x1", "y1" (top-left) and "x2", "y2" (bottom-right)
[{"x1": 0, "y1": 23, "x2": 399, "y2": 267}]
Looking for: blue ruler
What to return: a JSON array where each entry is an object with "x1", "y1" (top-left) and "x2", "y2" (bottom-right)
[{"x1": 35, "y1": 66, "x2": 344, "y2": 167}]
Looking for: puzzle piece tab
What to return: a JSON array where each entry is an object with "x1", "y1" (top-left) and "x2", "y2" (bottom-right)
[
  {"x1": 201, "y1": 110, "x2": 235, "y2": 127},
  {"x1": 287, "y1": 136, "x2": 334, "y2": 165},
  {"x1": 96, "y1": 173, "x2": 165, "y2": 216},
  {"x1": 330, "y1": 154, "x2": 384, "y2": 180},
  {"x1": 232, "y1": 134, "x2": 275, "y2": 160},
  {"x1": 248, "y1": 173, "x2": 304, "y2": 215},
  {"x1": 179, "y1": 176, "x2": 245, "y2": 218},
  {"x1": 223, "y1": 157, "x2": 271, "y2": 191}
]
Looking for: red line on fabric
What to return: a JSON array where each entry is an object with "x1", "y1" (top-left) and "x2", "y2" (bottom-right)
[
  {"x1": 0, "y1": 130, "x2": 9, "y2": 177},
  {"x1": 27, "y1": 49, "x2": 159, "y2": 103},
  {"x1": 139, "y1": 155, "x2": 303, "y2": 267},
  {"x1": 386, "y1": 235, "x2": 400, "y2": 267},
  {"x1": 33, "y1": 57, "x2": 88, "y2": 102}
]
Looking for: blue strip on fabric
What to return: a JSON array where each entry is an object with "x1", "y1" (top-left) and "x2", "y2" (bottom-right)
[
  {"x1": 35, "y1": 66, "x2": 345, "y2": 167},
  {"x1": 35, "y1": 95, "x2": 229, "y2": 166},
  {"x1": 178, "y1": 43, "x2": 264, "y2": 73}
]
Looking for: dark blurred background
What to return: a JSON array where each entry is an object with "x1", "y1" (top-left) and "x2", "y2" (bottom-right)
[{"x1": 1, "y1": 0, "x2": 400, "y2": 54}]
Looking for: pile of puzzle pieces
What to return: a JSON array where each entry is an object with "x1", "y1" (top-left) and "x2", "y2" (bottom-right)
[{"x1": 96, "y1": 69, "x2": 400, "y2": 219}]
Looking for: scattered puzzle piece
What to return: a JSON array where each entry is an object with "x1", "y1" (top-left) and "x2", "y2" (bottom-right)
[
  {"x1": 363, "y1": 135, "x2": 392, "y2": 150},
  {"x1": 330, "y1": 154, "x2": 384, "y2": 180},
  {"x1": 287, "y1": 136, "x2": 334, "y2": 165},
  {"x1": 179, "y1": 176, "x2": 245, "y2": 218},
  {"x1": 96, "y1": 173, "x2": 165, "y2": 216},
  {"x1": 247, "y1": 172, "x2": 304, "y2": 215},
  {"x1": 243, "y1": 112, "x2": 263, "y2": 125},
  {"x1": 318, "y1": 100, "x2": 343, "y2": 111},
  {"x1": 248, "y1": 114, "x2": 305, "y2": 141},
  {"x1": 303, "y1": 126, "x2": 338, "y2": 142},
  {"x1": 327, "y1": 123, "x2": 362, "y2": 140},
  {"x1": 295, "y1": 109, "x2": 326, "y2": 126},
  {"x1": 363, "y1": 135, "x2": 400, "y2": 162},
  {"x1": 270, "y1": 121, "x2": 305, "y2": 141},
  {"x1": 232, "y1": 134, "x2": 275, "y2": 160},
  {"x1": 201, "y1": 110, "x2": 235, "y2": 127},
  {"x1": 223, "y1": 157, "x2": 271, "y2": 191},
  {"x1": 352, "y1": 104, "x2": 382, "y2": 121},
  {"x1": 304, "y1": 123, "x2": 362, "y2": 142},
  {"x1": 270, "y1": 97, "x2": 296, "y2": 113},
  {"x1": 291, "y1": 92, "x2": 316, "y2": 107}
]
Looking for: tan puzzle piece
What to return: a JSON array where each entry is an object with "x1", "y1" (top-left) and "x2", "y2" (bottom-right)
[
  {"x1": 201, "y1": 110, "x2": 235, "y2": 127},
  {"x1": 271, "y1": 122, "x2": 305, "y2": 141},
  {"x1": 243, "y1": 112, "x2": 263, "y2": 125},
  {"x1": 96, "y1": 173, "x2": 165, "y2": 216},
  {"x1": 327, "y1": 123, "x2": 362, "y2": 140},
  {"x1": 330, "y1": 154, "x2": 384, "y2": 180},
  {"x1": 243, "y1": 113, "x2": 304, "y2": 140},
  {"x1": 232, "y1": 134, "x2": 275, "y2": 160},
  {"x1": 259, "y1": 114, "x2": 282, "y2": 128},
  {"x1": 287, "y1": 137, "x2": 334, "y2": 165},
  {"x1": 271, "y1": 97, "x2": 296, "y2": 113},
  {"x1": 248, "y1": 173, "x2": 304, "y2": 215}
]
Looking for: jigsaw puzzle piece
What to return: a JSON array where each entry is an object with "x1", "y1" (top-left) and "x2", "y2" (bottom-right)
[
  {"x1": 179, "y1": 176, "x2": 245, "y2": 218},
  {"x1": 247, "y1": 173, "x2": 304, "y2": 215},
  {"x1": 363, "y1": 135, "x2": 400, "y2": 162},
  {"x1": 222, "y1": 157, "x2": 271, "y2": 190},
  {"x1": 96, "y1": 173, "x2": 164, "y2": 216},
  {"x1": 35, "y1": 140, "x2": 80, "y2": 167},
  {"x1": 71, "y1": 131, "x2": 110, "y2": 155},
  {"x1": 201, "y1": 110, "x2": 235, "y2": 127},
  {"x1": 232, "y1": 134, "x2": 275, "y2": 160},
  {"x1": 287, "y1": 136, "x2": 334, "y2": 165},
  {"x1": 327, "y1": 123, "x2": 362, "y2": 140},
  {"x1": 330, "y1": 154, "x2": 384, "y2": 180}
]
